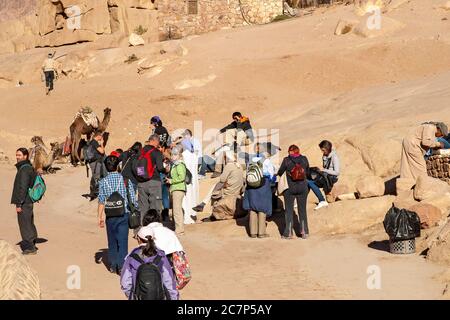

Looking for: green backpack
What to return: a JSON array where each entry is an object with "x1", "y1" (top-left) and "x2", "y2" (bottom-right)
[{"x1": 23, "y1": 164, "x2": 46, "y2": 203}]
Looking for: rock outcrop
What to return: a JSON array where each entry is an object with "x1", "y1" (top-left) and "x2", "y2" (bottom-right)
[
  {"x1": 0, "y1": 240, "x2": 41, "y2": 300},
  {"x1": 414, "y1": 175, "x2": 450, "y2": 201},
  {"x1": 355, "y1": 176, "x2": 385, "y2": 199}
]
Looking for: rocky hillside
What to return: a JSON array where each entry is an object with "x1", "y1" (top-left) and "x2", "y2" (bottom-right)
[{"x1": 0, "y1": 0, "x2": 36, "y2": 22}]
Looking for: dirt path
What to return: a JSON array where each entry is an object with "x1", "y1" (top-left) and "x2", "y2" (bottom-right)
[{"x1": 0, "y1": 165, "x2": 445, "y2": 299}]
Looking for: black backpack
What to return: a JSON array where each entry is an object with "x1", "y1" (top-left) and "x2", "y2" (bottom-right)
[
  {"x1": 131, "y1": 253, "x2": 171, "y2": 300},
  {"x1": 104, "y1": 191, "x2": 125, "y2": 218}
]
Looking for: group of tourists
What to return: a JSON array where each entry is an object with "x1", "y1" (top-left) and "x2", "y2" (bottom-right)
[{"x1": 10, "y1": 111, "x2": 343, "y2": 300}]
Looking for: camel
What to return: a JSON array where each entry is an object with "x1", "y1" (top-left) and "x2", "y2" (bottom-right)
[
  {"x1": 29, "y1": 137, "x2": 61, "y2": 174},
  {"x1": 69, "y1": 107, "x2": 111, "y2": 165}
]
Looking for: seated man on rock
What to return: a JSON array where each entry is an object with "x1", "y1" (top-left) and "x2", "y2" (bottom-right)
[{"x1": 193, "y1": 152, "x2": 245, "y2": 222}]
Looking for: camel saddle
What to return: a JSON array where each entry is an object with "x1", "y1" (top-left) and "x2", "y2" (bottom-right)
[{"x1": 74, "y1": 107, "x2": 99, "y2": 128}]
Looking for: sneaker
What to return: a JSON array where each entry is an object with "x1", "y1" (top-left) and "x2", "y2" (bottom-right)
[
  {"x1": 314, "y1": 201, "x2": 329, "y2": 210},
  {"x1": 22, "y1": 248, "x2": 37, "y2": 255},
  {"x1": 192, "y1": 203, "x2": 206, "y2": 213},
  {"x1": 258, "y1": 234, "x2": 270, "y2": 239},
  {"x1": 250, "y1": 234, "x2": 257, "y2": 238},
  {"x1": 281, "y1": 235, "x2": 293, "y2": 240},
  {"x1": 301, "y1": 234, "x2": 309, "y2": 239}
]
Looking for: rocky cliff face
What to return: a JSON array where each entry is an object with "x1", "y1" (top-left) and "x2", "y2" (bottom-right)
[{"x1": 0, "y1": 0, "x2": 37, "y2": 22}]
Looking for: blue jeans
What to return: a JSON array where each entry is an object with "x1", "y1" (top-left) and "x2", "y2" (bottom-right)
[
  {"x1": 106, "y1": 214, "x2": 129, "y2": 270},
  {"x1": 199, "y1": 155, "x2": 216, "y2": 176},
  {"x1": 160, "y1": 173, "x2": 170, "y2": 209},
  {"x1": 307, "y1": 180, "x2": 325, "y2": 202}
]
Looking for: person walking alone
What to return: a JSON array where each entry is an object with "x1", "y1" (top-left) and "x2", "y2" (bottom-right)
[{"x1": 11, "y1": 148, "x2": 39, "y2": 255}]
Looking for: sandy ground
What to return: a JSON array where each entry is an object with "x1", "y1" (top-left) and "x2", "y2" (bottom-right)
[
  {"x1": 1, "y1": 0, "x2": 450, "y2": 299},
  {"x1": 0, "y1": 165, "x2": 446, "y2": 300}
]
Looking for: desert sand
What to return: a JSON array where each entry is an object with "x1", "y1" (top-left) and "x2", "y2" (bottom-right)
[{"x1": 1, "y1": 0, "x2": 450, "y2": 299}]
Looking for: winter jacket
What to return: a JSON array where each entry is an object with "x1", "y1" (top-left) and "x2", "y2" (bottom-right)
[
  {"x1": 277, "y1": 155, "x2": 310, "y2": 194},
  {"x1": 120, "y1": 247, "x2": 179, "y2": 300},
  {"x1": 219, "y1": 117, "x2": 253, "y2": 134},
  {"x1": 170, "y1": 161, "x2": 187, "y2": 193},
  {"x1": 11, "y1": 160, "x2": 35, "y2": 208},
  {"x1": 322, "y1": 150, "x2": 340, "y2": 177}
]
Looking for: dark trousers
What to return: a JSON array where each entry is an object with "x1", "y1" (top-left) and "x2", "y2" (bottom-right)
[
  {"x1": 283, "y1": 188, "x2": 309, "y2": 237},
  {"x1": 199, "y1": 156, "x2": 216, "y2": 176},
  {"x1": 106, "y1": 214, "x2": 129, "y2": 270},
  {"x1": 89, "y1": 161, "x2": 104, "y2": 197},
  {"x1": 17, "y1": 203, "x2": 38, "y2": 251},
  {"x1": 138, "y1": 179, "x2": 163, "y2": 223},
  {"x1": 44, "y1": 71, "x2": 54, "y2": 90}
]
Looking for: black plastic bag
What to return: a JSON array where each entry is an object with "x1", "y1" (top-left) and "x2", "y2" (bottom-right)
[{"x1": 383, "y1": 205, "x2": 421, "y2": 240}]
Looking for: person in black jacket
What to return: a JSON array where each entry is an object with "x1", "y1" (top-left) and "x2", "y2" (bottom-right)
[
  {"x1": 219, "y1": 112, "x2": 254, "y2": 151},
  {"x1": 277, "y1": 145, "x2": 310, "y2": 240},
  {"x1": 120, "y1": 142, "x2": 142, "y2": 191},
  {"x1": 11, "y1": 148, "x2": 39, "y2": 255}
]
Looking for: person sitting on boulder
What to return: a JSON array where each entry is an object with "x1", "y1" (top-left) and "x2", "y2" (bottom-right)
[
  {"x1": 308, "y1": 140, "x2": 340, "y2": 210},
  {"x1": 400, "y1": 122, "x2": 448, "y2": 190},
  {"x1": 218, "y1": 112, "x2": 254, "y2": 153}
]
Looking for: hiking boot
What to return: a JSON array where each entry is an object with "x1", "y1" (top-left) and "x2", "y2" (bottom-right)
[
  {"x1": 211, "y1": 172, "x2": 221, "y2": 179},
  {"x1": 22, "y1": 248, "x2": 37, "y2": 255},
  {"x1": 192, "y1": 203, "x2": 206, "y2": 213},
  {"x1": 314, "y1": 201, "x2": 329, "y2": 210}
]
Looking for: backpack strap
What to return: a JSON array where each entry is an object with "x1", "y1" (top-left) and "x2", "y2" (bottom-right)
[
  {"x1": 152, "y1": 255, "x2": 163, "y2": 267},
  {"x1": 130, "y1": 252, "x2": 145, "y2": 265}
]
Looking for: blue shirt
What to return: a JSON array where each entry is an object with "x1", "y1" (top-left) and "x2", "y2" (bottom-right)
[{"x1": 98, "y1": 172, "x2": 137, "y2": 213}]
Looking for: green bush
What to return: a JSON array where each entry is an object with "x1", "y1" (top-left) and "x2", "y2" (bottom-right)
[{"x1": 134, "y1": 25, "x2": 148, "y2": 35}]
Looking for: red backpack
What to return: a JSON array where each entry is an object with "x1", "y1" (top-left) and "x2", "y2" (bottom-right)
[
  {"x1": 133, "y1": 148, "x2": 156, "y2": 182},
  {"x1": 288, "y1": 157, "x2": 306, "y2": 181}
]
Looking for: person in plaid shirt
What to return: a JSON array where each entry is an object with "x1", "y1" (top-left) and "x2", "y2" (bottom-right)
[{"x1": 98, "y1": 155, "x2": 138, "y2": 275}]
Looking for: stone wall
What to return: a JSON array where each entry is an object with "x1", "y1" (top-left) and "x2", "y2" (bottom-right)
[
  {"x1": 157, "y1": 0, "x2": 283, "y2": 40},
  {"x1": 427, "y1": 155, "x2": 450, "y2": 185}
]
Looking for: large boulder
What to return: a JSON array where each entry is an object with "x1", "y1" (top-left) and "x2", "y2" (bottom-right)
[
  {"x1": 327, "y1": 183, "x2": 350, "y2": 203},
  {"x1": 426, "y1": 220, "x2": 450, "y2": 266},
  {"x1": 38, "y1": 0, "x2": 57, "y2": 36},
  {"x1": 310, "y1": 195, "x2": 396, "y2": 234},
  {"x1": 413, "y1": 175, "x2": 450, "y2": 201},
  {"x1": 409, "y1": 203, "x2": 443, "y2": 229},
  {"x1": 356, "y1": 176, "x2": 385, "y2": 198},
  {"x1": 0, "y1": 240, "x2": 40, "y2": 300}
]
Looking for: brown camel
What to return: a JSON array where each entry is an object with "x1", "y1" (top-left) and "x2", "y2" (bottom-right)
[
  {"x1": 29, "y1": 137, "x2": 61, "y2": 174},
  {"x1": 69, "y1": 108, "x2": 111, "y2": 165}
]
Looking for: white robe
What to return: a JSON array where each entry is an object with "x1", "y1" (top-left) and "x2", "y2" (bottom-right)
[{"x1": 182, "y1": 149, "x2": 199, "y2": 224}]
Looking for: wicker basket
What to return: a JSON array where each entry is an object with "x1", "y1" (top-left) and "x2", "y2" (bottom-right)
[{"x1": 389, "y1": 238, "x2": 416, "y2": 254}]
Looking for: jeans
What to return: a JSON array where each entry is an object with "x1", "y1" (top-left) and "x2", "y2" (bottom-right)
[
  {"x1": 44, "y1": 71, "x2": 54, "y2": 90},
  {"x1": 106, "y1": 214, "x2": 129, "y2": 270},
  {"x1": 160, "y1": 173, "x2": 170, "y2": 209},
  {"x1": 199, "y1": 156, "x2": 216, "y2": 176},
  {"x1": 307, "y1": 179, "x2": 325, "y2": 202},
  {"x1": 17, "y1": 203, "x2": 38, "y2": 251},
  {"x1": 283, "y1": 188, "x2": 309, "y2": 237}
]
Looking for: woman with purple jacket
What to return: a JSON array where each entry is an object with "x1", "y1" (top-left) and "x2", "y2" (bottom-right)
[{"x1": 120, "y1": 226, "x2": 179, "y2": 300}]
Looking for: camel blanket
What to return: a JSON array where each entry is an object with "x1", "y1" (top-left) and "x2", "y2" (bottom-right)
[{"x1": 74, "y1": 107, "x2": 99, "y2": 128}]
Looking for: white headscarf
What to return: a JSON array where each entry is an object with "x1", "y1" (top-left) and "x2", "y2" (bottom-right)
[{"x1": 139, "y1": 223, "x2": 184, "y2": 255}]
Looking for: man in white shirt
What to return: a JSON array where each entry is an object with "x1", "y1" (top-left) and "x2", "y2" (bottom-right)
[{"x1": 42, "y1": 52, "x2": 58, "y2": 95}]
